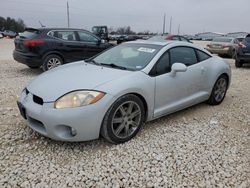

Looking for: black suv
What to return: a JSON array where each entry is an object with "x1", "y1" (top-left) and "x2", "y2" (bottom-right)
[
  {"x1": 13, "y1": 28, "x2": 113, "y2": 71},
  {"x1": 235, "y1": 34, "x2": 250, "y2": 67}
]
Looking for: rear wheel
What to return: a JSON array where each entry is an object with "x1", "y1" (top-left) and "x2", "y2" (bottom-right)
[
  {"x1": 42, "y1": 54, "x2": 63, "y2": 71},
  {"x1": 207, "y1": 75, "x2": 228, "y2": 105},
  {"x1": 101, "y1": 94, "x2": 145, "y2": 144}
]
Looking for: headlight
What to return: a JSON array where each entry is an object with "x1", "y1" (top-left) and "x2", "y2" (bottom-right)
[{"x1": 54, "y1": 90, "x2": 105, "y2": 109}]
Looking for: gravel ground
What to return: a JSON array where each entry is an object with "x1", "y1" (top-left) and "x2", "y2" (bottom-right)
[{"x1": 0, "y1": 39, "x2": 249, "y2": 187}]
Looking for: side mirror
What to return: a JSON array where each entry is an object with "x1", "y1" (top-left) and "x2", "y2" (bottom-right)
[{"x1": 171, "y1": 63, "x2": 187, "y2": 77}]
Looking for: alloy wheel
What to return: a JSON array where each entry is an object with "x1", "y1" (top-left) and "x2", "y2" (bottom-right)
[
  {"x1": 111, "y1": 101, "x2": 141, "y2": 139},
  {"x1": 47, "y1": 58, "x2": 62, "y2": 70},
  {"x1": 214, "y1": 78, "x2": 227, "y2": 102}
]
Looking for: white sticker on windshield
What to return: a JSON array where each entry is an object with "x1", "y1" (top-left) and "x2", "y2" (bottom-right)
[{"x1": 137, "y1": 47, "x2": 156, "y2": 53}]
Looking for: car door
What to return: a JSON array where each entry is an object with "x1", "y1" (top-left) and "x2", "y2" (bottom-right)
[
  {"x1": 77, "y1": 31, "x2": 106, "y2": 59},
  {"x1": 153, "y1": 46, "x2": 209, "y2": 118},
  {"x1": 52, "y1": 30, "x2": 84, "y2": 62}
]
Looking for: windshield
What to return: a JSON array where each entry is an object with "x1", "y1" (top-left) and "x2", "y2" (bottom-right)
[
  {"x1": 93, "y1": 43, "x2": 162, "y2": 71},
  {"x1": 213, "y1": 37, "x2": 233, "y2": 43}
]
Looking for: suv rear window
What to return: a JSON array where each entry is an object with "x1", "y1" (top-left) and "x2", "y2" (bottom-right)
[{"x1": 19, "y1": 30, "x2": 40, "y2": 39}]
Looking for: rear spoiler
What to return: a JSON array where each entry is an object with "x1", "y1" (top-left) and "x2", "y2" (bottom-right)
[{"x1": 24, "y1": 27, "x2": 40, "y2": 32}]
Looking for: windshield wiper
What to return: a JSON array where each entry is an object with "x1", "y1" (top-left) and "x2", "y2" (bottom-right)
[
  {"x1": 85, "y1": 59, "x2": 100, "y2": 65},
  {"x1": 99, "y1": 63, "x2": 128, "y2": 70}
]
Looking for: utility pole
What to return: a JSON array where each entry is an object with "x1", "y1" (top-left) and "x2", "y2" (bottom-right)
[
  {"x1": 162, "y1": 13, "x2": 166, "y2": 35},
  {"x1": 67, "y1": 1, "x2": 70, "y2": 28},
  {"x1": 178, "y1": 24, "x2": 180, "y2": 35},
  {"x1": 169, "y1": 16, "x2": 172, "y2": 34}
]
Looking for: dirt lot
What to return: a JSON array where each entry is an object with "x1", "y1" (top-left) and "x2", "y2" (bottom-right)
[{"x1": 0, "y1": 39, "x2": 249, "y2": 187}]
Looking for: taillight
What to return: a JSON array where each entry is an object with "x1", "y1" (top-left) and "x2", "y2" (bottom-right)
[
  {"x1": 238, "y1": 42, "x2": 246, "y2": 48},
  {"x1": 23, "y1": 39, "x2": 45, "y2": 47}
]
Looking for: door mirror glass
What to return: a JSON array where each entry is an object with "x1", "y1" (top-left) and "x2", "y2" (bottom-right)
[{"x1": 171, "y1": 63, "x2": 187, "y2": 76}]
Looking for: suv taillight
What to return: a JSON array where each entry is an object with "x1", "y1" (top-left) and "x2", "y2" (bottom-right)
[{"x1": 23, "y1": 39, "x2": 45, "y2": 47}]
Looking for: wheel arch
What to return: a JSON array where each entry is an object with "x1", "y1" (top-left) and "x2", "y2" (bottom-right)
[{"x1": 42, "y1": 51, "x2": 65, "y2": 64}]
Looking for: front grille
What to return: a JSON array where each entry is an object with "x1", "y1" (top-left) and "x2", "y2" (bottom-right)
[{"x1": 33, "y1": 95, "x2": 44, "y2": 105}]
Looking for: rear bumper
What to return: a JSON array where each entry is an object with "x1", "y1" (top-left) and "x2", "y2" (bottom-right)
[{"x1": 13, "y1": 50, "x2": 42, "y2": 67}]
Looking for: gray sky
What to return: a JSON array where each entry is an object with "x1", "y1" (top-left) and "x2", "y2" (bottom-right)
[{"x1": 1, "y1": 0, "x2": 249, "y2": 34}]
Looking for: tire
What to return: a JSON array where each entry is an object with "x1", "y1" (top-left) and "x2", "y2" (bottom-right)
[
  {"x1": 101, "y1": 94, "x2": 145, "y2": 144},
  {"x1": 231, "y1": 49, "x2": 236, "y2": 59},
  {"x1": 207, "y1": 75, "x2": 228, "y2": 105},
  {"x1": 235, "y1": 59, "x2": 243, "y2": 68},
  {"x1": 42, "y1": 54, "x2": 63, "y2": 71}
]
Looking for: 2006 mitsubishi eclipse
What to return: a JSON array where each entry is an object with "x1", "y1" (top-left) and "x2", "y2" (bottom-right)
[{"x1": 17, "y1": 40, "x2": 231, "y2": 144}]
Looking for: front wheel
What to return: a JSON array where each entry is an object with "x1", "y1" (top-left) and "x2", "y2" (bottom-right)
[
  {"x1": 101, "y1": 94, "x2": 145, "y2": 144},
  {"x1": 207, "y1": 75, "x2": 228, "y2": 105},
  {"x1": 42, "y1": 54, "x2": 63, "y2": 71}
]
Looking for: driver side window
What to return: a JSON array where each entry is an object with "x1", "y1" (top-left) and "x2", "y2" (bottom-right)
[
  {"x1": 169, "y1": 47, "x2": 197, "y2": 66},
  {"x1": 150, "y1": 51, "x2": 170, "y2": 76}
]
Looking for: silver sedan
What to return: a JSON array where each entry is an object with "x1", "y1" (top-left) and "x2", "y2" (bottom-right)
[{"x1": 17, "y1": 40, "x2": 231, "y2": 143}]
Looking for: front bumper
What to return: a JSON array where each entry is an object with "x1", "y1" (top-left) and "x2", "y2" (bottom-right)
[{"x1": 17, "y1": 89, "x2": 114, "y2": 142}]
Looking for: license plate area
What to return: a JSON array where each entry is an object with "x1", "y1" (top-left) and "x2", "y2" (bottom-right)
[{"x1": 17, "y1": 101, "x2": 27, "y2": 119}]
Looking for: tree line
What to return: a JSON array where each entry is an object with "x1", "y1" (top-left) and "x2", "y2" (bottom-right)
[
  {"x1": 109, "y1": 26, "x2": 156, "y2": 35},
  {"x1": 0, "y1": 16, "x2": 26, "y2": 32}
]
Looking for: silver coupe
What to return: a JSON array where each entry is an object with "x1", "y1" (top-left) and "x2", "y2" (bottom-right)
[{"x1": 17, "y1": 40, "x2": 231, "y2": 143}]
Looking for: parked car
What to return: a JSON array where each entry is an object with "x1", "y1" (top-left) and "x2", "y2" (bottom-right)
[
  {"x1": 235, "y1": 34, "x2": 250, "y2": 67},
  {"x1": 206, "y1": 37, "x2": 239, "y2": 58},
  {"x1": 1, "y1": 30, "x2": 18, "y2": 38},
  {"x1": 148, "y1": 34, "x2": 192, "y2": 43},
  {"x1": 92, "y1": 26, "x2": 109, "y2": 42},
  {"x1": 13, "y1": 28, "x2": 113, "y2": 71},
  {"x1": 117, "y1": 35, "x2": 140, "y2": 44},
  {"x1": 0, "y1": 33, "x2": 3, "y2": 39},
  {"x1": 17, "y1": 40, "x2": 231, "y2": 143}
]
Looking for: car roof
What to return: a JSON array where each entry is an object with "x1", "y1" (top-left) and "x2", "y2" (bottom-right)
[
  {"x1": 25, "y1": 27, "x2": 89, "y2": 32},
  {"x1": 126, "y1": 40, "x2": 173, "y2": 46}
]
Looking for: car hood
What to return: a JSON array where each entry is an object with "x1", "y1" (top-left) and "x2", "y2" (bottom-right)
[{"x1": 27, "y1": 61, "x2": 133, "y2": 102}]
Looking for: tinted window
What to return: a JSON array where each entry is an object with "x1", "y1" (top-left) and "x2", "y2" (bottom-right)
[
  {"x1": 155, "y1": 52, "x2": 170, "y2": 75},
  {"x1": 170, "y1": 47, "x2": 197, "y2": 66},
  {"x1": 172, "y1": 36, "x2": 180, "y2": 41},
  {"x1": 78, "y1": 31, "x2": 98, "y2": 43},
  {"x1": 94, "y1": 44, "x2": 161, "y2": 71},
  {"x1": 50, "y1": 31, "x2": 77, "y2": 41},
  {"x1": 196, "y1": 50, "x2": 211, "y2": 62}
]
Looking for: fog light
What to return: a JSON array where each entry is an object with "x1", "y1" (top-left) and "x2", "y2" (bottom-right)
[{"x1": 70, "y1": 127, "x2": 77, "y2": 136}]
